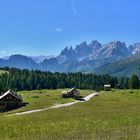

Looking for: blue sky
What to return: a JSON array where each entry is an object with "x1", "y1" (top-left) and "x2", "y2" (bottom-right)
[{"x1": 0, "y1": 0, "x2": 140, "y2": 57}]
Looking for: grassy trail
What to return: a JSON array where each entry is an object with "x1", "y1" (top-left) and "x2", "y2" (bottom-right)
[{"x1": 7, "y1": 93, "x2": 98, "y2": 116}]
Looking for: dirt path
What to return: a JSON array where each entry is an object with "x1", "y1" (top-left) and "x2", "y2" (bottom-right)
[{"x1": 7, "y1": 93, "x2": 98, "y2": 116}]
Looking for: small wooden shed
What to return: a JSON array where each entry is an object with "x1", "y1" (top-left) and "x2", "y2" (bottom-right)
[
  {"x1": 61, "y1": 88, "x2": 80, "y2": 98},
  {"x1": 0, "y1": 90, "x2": 24, "y2": 111},
  {"x1": 104, "y1": 84, "x2": 111, "y2": 91}
]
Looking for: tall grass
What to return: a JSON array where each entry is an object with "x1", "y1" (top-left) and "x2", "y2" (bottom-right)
[{"x1": 0, "y1": 89, "x2": 140, "y2": 140}]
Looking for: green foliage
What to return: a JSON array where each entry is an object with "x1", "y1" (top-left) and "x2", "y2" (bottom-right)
[
  {"x1": 0, "y1": 67, "x2": 139, "y2": 91},
  {"x1": 0, "y1": 70, "x2": 7, "y2": 75},
  {"x1": 118, "y1": 77, "x2": 129, "y2": 89},
  {"x1": 0, "y1": 67, "x2": 119, "y2": 91},
  {"x1": 129, "y1": 74, "x2": 139, "y2": 89},
  {"x1": 32, "y1": 95, "x2": 39, "y2": 98},
  {"x1": 37, "y1": 84, "x2": 41, "y2": 90}
]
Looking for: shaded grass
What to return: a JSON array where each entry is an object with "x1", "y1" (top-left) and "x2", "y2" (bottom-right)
[{"x1": 0, "y1": 89, "x2": 140, "y2": 140}]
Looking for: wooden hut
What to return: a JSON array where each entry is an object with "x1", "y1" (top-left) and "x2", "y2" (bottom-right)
[
  {"x1": 0, "y1": 90, "x2": 24, "y2": 112},
  {"x1": 104, "y1": 84, "x2": 111, "y2": 91},
  {"x1": 61, "y1": 88, "x2": 80, "y2": 98}
]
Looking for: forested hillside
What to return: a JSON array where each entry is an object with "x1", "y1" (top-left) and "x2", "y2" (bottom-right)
[
  {"x1": 0, "y1": 67, "x2": 139, "y2": 93},
  {"x1": 0, "y1": 67, "x2": 119, "y2": 92}
]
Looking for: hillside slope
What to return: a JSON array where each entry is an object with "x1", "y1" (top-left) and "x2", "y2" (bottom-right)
[{"x1": 94, "y1": 55, "x2": 140, "y2": 77}]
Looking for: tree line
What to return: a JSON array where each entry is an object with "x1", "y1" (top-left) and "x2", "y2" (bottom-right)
[{"x1": 0, "y1": 67, "x2": 139, "y2": 93}]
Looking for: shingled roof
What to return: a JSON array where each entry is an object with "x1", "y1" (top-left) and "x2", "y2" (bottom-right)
[{"x1": 0, "y1": 90, "x2": 21, "y2": 100}]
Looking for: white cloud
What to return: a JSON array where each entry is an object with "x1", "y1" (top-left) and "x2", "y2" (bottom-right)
[
  {"x1": 72, "y1": 0, "x2": 80, "y2": 17},
  {"x1": 55, "y1": 27, "x2": 64, "y2": 32}
]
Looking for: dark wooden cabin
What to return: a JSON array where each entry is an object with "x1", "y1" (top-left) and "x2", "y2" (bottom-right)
[
  {"x1": 104, "y1": 84, "x2": 111, "y2": 91},
  {"x1": 61, "y1": 88, "x2": 80, "y2": 99},
  {"x1": 0, "y1": 90, "x2": 24, "y2": 112}
]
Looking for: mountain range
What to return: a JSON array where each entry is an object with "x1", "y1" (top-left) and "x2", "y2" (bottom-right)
[
  {"x1": 0, "y1": 40, "x2": 140, "y2": 77},
  {"x1": 94, "y1": 55, "x2": 140, "y2": 78}
]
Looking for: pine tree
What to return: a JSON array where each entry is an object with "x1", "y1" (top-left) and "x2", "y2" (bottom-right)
[{"x1": 129, "y1": 74, "x2": 139, "y2": 89}]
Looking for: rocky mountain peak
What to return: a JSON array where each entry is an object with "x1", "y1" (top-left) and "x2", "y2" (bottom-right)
[
  {"x1": 60, "y1": 46, "x2": 69, "y2": 55},
  {"x1": 103, "y1": 41, "x2": 129, "y2": 57},
  {"x1": 75, "y1": 42, "x2": 88, "y2": 51},
  {"x1": 1, "y1": 40, "x2": 140, "y2": 73},
  {"x1": 105, "y1": 41, "x2": 126, "y2": 48},
  {"x1": 91, "y1": 40, "x2": 101, "y2": 45},
  {"x1": 128, "y1": 43, "x2": 140, "y2": 55},
  {"x1": 88, "y1": 40, "x2": 102, "y2": 52}
]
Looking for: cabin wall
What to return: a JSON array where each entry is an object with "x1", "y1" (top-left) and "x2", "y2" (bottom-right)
[
  {"x1": 0, "y1": 94, "x2": 20, "y2": 102},
  {"x1": 0, "y1": 94, "x2": 23, "y2": 112},
  {"x1": 104, "y1": 87, "x2": 111, "y2": 91}
]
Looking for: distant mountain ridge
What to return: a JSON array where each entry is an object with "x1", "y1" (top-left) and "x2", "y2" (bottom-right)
[
  {"x1": 0, "y1": 55, "x2": 38, "y2": 70},
  {"x1": 2, "y1": 55, "x2": 55, "y2": 63},
  {"x1": 94, "y1": 55, "x2": 140, "y2": 78},
  {"x1": 0, "y1": 40, "x2": 140, "y2": 74},
  {"x1": 29, "y1": 55, "x2": 55, "y2": 63}
]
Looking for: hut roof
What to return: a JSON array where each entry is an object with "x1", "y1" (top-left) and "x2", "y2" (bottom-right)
[
  {"x1": 0, "y1": 90, "x2": 21, "y2": 100},
  {"x1": 104, "y1": 84, "x2": 111, "y2": 88},
  {"x1": 68, "y1": 87, "x2": 78, "y2": 93}
]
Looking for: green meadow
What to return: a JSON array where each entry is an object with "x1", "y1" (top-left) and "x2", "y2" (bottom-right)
[{"x1": 0, "y1": 89, "x2": 140, "y2": 140}]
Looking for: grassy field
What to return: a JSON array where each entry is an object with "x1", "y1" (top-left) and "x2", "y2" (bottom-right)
[
  {"x1": 2, "y1": 89, "x2": 93, "y2": 115},
  {"x1": 0, "y1": 89, "x2": 140, "y2": 140}
]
